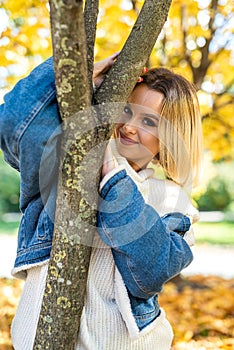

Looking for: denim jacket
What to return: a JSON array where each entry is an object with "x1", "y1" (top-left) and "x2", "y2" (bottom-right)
[
  {"x1": 97, "y1": 168, "x2": 193, "y2": 330},
  {"x1": 0, "y1": 58, "x2": 193, "y2": 332},
  {"x1": 0, "y1": 57, "x2": 62, "y2": 271}
]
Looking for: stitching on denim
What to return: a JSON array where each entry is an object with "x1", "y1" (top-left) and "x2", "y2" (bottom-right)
[
  {"x1": 16, "y1": 249, "x2": 52, "y2": 265},
  {"x1": 16, "y1": 241, "x2": 52, "y2": 256},
  {"x1": 99, "y1": 214, "x2": 116, "y2": 247},
  {"x1": 126, "y1": 256, "x2": 154, "y2": 296},
  {"x1": 133, "y1": 306, "x2": 160, "y2": 319}
]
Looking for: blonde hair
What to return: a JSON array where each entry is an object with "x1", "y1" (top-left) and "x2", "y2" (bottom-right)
[{"x1": 137, "y1": 68, "x2": 203, "y2": 189}]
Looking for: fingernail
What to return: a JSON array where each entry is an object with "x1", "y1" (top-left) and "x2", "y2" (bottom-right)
[{"x1": 137, "y1": 77, "x2": 143, "y2": 83}]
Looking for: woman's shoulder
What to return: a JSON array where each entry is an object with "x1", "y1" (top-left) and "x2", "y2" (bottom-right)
[
  {"x1": 148, "y1": 177, "x2": 199, "y2": 220},
  {"x1": 148, "y1": 176, "x2": 183, "y2": 195}
]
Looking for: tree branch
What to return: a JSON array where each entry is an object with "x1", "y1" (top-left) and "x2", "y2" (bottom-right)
[
  {"x1": 191, "y1": 0, "x2": 218, "y2": 88},
  {"x1": 202, "y1": 96, "x2": 233, "y2": 121},
  {"x1": 84, "y1": 0, "x2": 99, "y2": 96},
  {"x1": 202, "y1": 111, "x2": 233, "y2": 132},
  {"x1": 216, "y1": 78, "x2": 234, "y2": 96},
  {"x1": 95, "y1": 0, "x2": 172, "y2": 104},
  {"x1": 131, "y1": 0, "x2": 140, "y2": 14},
  {"x1": 50, "y1": 0, "x2": 90, "y2": 117},
  {"x1": 180, "y1": 5, "x2": 193, "y2": 72}
]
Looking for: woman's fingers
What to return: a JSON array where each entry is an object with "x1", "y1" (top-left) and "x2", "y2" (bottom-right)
[
  {"x1": 102, "y1": 145, "x2": 115, "y2": 178},
  {"x1": 93, "y1": 52, "x2": 120, "y2": 88}
]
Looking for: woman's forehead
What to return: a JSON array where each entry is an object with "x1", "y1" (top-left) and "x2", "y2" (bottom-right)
[{"x1": 128, "y1": 84, "x2": 164, "y2": 115}]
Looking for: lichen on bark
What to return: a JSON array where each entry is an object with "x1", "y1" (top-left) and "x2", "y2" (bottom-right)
[
  {"x1": 33, "y1": 0, "x2": 173, "y2": 348},
  {"x1": 33, "y1": 0, "x2": 95, "y2": 349}
]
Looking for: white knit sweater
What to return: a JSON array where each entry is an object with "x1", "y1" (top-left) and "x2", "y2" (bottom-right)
[
  {"x1": 76, "y1": 140, "x2": 199, "y2": 349},
  {"x1": 11, "y1": 139, "x2": 199, "y2": 350}
]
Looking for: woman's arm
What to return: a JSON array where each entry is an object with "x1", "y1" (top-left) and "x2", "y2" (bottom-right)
[
  {"x1": 97, "y1": 169, "x2": 193, "y2": 299},
  {"x1": 0, "y1": 57, "x2": 57, "y2": 171},
  {"x1": 0, "y1": 55, "x2": 118, "y2": 210}
]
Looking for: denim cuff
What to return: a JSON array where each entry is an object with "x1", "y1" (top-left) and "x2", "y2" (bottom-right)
[{"x1": 99, "y1": 167, "x2": 126, "y2": 197}]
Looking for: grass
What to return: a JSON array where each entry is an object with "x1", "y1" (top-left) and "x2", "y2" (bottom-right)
[
  {"x1": 0, "y1": 220, "x2": 20, "y2": 235},
  {"x1": 194, "y1": 221, "x2": 234, "y2": 246},
  {"x1": 0, "y1": 219, "x2": 234, "y2": 246}
]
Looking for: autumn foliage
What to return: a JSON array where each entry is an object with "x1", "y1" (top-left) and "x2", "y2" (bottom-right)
[
  {"x1": 0, "y1": 274, "x2": 234, "y2": 349},
  {"x1": 0, "y1": 1, "x2": 233, "y2": 346},
  {"x1": 1, "y1": 0, "x2": 234, "y2": 161},
  {"x1": 160, "y1": 275, "x2": 234, "y2": 349}
]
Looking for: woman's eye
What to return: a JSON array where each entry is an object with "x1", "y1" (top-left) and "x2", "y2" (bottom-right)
[
  {"x1": 119, "y1": 105, "x2": 132, "y2": 123},
  {"x1": 143, "y1": 117, "x2": 157, "y2": 127},
  {"x1": 123, "y1": 105, "x2": 132, "y2": 115}
]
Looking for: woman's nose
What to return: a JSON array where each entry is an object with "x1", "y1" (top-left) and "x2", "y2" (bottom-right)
[{"x1": 123, "y1": 120, "x2": 137, "y2": 134}]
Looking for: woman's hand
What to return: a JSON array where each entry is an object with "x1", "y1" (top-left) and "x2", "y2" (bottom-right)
[
  {"x1": 101, "y1": 144, "x2": 116, "y2": 178},
  {"x1": 93, "y1": 52, "x2": 119, "y2": 89}
]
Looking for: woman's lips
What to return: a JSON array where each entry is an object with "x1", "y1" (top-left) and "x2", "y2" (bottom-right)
[{"x1": 119, "y1": 131, "x2": 138, "y2": 145}]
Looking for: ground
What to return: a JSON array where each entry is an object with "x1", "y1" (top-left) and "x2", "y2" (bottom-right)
[{"x1": 0, "y1": 274, "x2": 234, "y2": 350}]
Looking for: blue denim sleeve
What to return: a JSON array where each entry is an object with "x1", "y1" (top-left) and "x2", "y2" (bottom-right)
[
  {"x1": 97, "y1": 169, "x2": 193, "y2": 299},
  {"x1": 0, "y1": 57, "x2": 62, "y2": 211}
]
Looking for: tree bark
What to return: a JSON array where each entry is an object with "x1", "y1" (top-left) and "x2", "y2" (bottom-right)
[
  {"x1": 33, "y1": 1, "x2": 96, "y2": 349},
  {"x1": 84, "y1": 0, "x2": 99, "y2": 96},
  {"x1": 33, "y1": 0, "x2": 172, "y2": 348}
]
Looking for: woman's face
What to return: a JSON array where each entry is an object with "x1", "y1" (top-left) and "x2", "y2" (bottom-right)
[{"x1": 115, "y1": 84, "x2": 164, "y2": 171}]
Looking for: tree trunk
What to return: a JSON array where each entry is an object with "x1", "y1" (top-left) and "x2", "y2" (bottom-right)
[
  {"x1": 33, "y1": 1, "x2": 94, "y2": 349},
  {"x1": 34, "y1": 0, "x2": 172, "y2": 348}
]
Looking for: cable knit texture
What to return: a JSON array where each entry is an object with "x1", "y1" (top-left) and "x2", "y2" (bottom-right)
[
  {"x1": 11, "y1": 138, "x2": 199, "y2": 350},
  {"x1": 11, "y1": 264, "x2": 48, "y2": 350},
  {"x1": 77, "y1": 234, "x2": 174, "y2": 350}
]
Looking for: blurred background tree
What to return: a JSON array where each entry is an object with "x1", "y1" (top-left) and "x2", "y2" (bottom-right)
[{"x1": 0, "y1": 0, "x2": 233, "y2": 214}]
